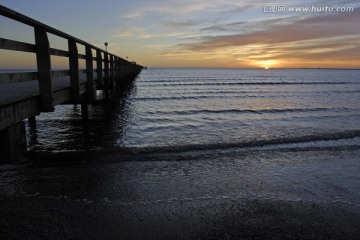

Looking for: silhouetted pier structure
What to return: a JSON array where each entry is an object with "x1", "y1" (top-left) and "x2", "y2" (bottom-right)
[{"x1": 0, "y1": 6, "x2": 143, "y2": 162}]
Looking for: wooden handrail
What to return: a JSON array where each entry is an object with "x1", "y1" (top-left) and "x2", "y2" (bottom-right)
[
  {"x1": 0, "y1": 5, "x2": 143, "y2": 112},
  {"x1": 0, "y1": 5, "x2": 120, "y2": 60},
  {"x1": 0, "y1": 38, "x2": 36, "y2": 52},
  {"x1": 0, "y1": 5, "x2": 142, "y2": 66}
]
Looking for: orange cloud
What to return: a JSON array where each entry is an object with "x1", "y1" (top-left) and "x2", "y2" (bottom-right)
[{"x1": 169, "y1": 9, "x2": 360, "y2": 68}]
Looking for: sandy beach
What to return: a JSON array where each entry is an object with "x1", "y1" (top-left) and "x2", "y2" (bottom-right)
[
  {"x1": 1, "y1": 147, "x2": 360, "y2": 239},
  {"x1": 1, "y1": 194, "x2": 359, "y2": 239}
]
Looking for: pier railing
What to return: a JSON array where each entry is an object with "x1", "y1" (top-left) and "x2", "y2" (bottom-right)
[
  {"x1": 0, "y1": 5, "x2": 142, "y2": 112},
  {"x1": 0, "y1": 5, "x2": 143, "y2": 162}
]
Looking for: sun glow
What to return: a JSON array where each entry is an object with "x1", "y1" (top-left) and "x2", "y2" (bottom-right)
[{"x1": 258, "y1": 60, "x2": 279, "y2": 69}]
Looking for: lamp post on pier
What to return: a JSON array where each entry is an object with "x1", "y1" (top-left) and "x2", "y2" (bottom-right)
[{"x1": 104, "y1": 42, "x2": 108, "y2": 52}]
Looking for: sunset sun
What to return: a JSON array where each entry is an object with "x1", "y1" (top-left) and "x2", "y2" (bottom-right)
[{"x1": 259, "y1": 60, "x2": 278, "y2": 69}]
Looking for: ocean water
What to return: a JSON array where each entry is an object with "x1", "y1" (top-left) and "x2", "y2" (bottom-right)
[
  {"x1": 1, "y1": 68, "x2": 360, "y2": 235},
  {"x1": 28, "y1": 68, "x2": 360, "y2": 153}
]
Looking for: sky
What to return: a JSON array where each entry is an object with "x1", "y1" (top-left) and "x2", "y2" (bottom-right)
[{"x1": 1, "y1": 0, "x2": 360, "y2": 69}]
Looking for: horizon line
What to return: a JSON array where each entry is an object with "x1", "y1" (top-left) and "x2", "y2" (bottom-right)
[{"x1": 1, "y1": 67, "x2": 360, "y2": 71}]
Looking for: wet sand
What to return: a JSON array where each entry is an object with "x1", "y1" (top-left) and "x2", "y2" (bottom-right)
[
  {"x1": 1, "y1": 195, "x2": 359, "y2": 239},
  {"x1": 1, "y1": 147, "x2": 360, "y2": 239}
]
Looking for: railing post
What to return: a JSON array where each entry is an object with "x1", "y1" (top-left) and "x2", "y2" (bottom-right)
[
  {"x1": 34, "y1": 27, "x2": 54, "y2": 112},
  {"x1": 120, "y1": 59, "x2": 124, "y2": 80},
  {"x1": 115, "y1": 57, "x2": 120, "y2": 89},
  {"x1": 96, "y1": 50, "x2": 103, "y2": 88},
  {"x1": 85, "y1": 45, "x2": 95, "y2": 101},
  {"x1": 109, "y1": 55, "x2": 114, "y2": 90},
  {"x1": 114, "y1": 57, "x2": 118, "y2": 80},
  {"x1": 124, "y1": 61, "x2": 128, "y2": 82},
  {"x1": 68, "y1": 39, "x2": 80, "y2": 102},
  {"x1": 104, "y1": 52, "x2": 109, "y2": 89}
]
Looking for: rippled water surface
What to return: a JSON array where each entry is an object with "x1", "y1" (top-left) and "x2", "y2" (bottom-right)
[{"x1": 29, "y1": 68, "x2": 360, "y2": 152}]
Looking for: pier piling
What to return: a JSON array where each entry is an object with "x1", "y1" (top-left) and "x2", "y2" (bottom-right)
[{"x1": 0, "y1": 121, "x2": 27, "y2": 162}]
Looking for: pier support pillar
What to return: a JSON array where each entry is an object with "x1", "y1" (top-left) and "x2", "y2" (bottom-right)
[
  {"x1": 0, "y1": 121, "x2": 27, "y2": 163},
  {"x1": 28, "y1": 116, "x2": 36, "y2": 127},
  {"x1": 81, "y1": 103, "x2": 89, "y2": 122}
]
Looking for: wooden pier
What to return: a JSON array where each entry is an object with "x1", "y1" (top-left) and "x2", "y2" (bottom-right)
[{"x1": 0, "y1": 6, "x2": 143, "y2": 162}]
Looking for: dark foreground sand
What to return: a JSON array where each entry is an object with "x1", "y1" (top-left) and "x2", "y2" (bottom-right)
[
  {"x1": 1, "y1": 195, "x2": 360, "y2": 240},
  {"x1": 1, "y1": 148, "x2": 360, "y2": 239}
]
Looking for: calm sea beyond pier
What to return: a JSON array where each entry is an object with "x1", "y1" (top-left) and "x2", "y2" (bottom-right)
[{"x1": 1, "y1": 68, "x2": 360, "y2": 239}]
